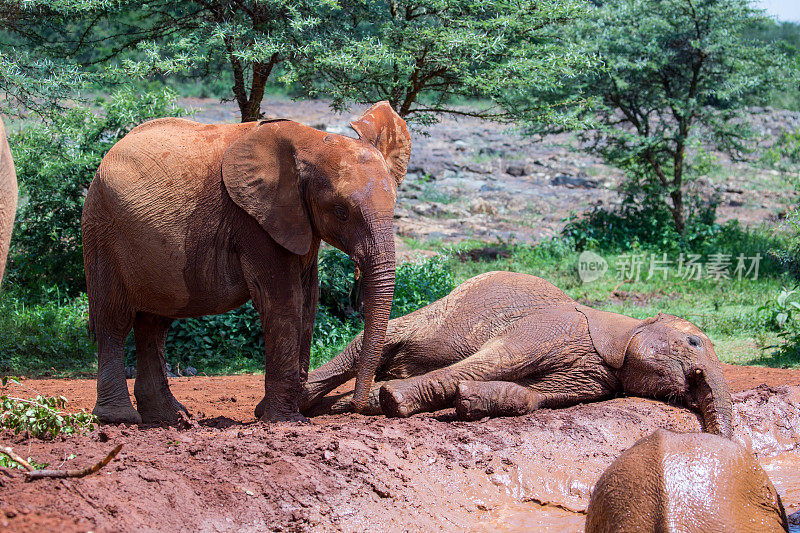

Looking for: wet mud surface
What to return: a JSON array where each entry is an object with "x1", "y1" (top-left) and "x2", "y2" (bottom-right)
[{"x1": 2, "y1": 365, "x2": 799, "y2": 532}]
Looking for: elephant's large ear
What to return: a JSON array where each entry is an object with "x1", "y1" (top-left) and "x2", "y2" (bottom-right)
[
  {"x1": 576, "y1": 306, "x2": 643, "y2": 368},
  {"x1": 350, "y1": 101, "x2": 411, "y2": 186},
  {"x1": 222, "y1": 121, "x2": 312, "y2": 256}
]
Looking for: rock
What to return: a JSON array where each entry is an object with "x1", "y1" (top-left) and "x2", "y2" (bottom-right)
[
  {"x1": 469, "y1": 199, "x2": 498, "y2": 216},
  {"x1": 125, "y1": 366, "x2": 136, "y2": 379},
  {"x1": 551, "y1": 174, "x2": 598, "y2": 188},
  {"x1": 505, "y1": 164, "x2": 527, "y2": 177},
  {"x1": 185, "y1": 367, "x2": 198, "y2": 377}
]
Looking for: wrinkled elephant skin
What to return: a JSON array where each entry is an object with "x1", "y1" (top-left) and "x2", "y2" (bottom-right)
[
  {"x1": 82, "y1": 102, "x2": 410, "y2": 424},
  {"x1": 0, "y1": 118, "x2": 18, "y2": 287},
  {"x1": 304, "y1": 271, "x2": 733, "y2": 438},
  {"x1": 585, "y1": 429, "x2": 789, "y2": 532}
]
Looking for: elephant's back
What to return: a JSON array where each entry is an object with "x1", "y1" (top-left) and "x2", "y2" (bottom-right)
[
  {"x1": 586, "y1": 429, "x2": 789, "y2": 533},
  {"x1": 96, "y1": 119, "x2": 254, "y2": 192},
  {"x1": 457, "y1": 271, "x2": 574, "y2": 310}
]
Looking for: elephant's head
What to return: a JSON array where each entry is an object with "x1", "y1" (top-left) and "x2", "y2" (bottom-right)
[
  {"x1": 222, "y1": 102, "x2": 411, "y2": 412},
  {"x1": 580, "y1": 308, "x2": 733, "y2": 439}
]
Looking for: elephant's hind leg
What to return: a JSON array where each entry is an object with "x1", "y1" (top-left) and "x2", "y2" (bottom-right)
[
  {"x1": 90, "y1": 305, "x2": 139, "y2": 424},
  {"x1": 379, "y1": 341, "x2": 520, "y2": 418},
  {"x1": 455, "y1": 381, "x2": 543, "y2": 421},
  {"x1": 133, "y1": 312, "x2": 187, "y2": 423}
]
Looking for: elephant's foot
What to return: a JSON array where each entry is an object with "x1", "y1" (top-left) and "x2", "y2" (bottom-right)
[
  {"x1": 255, "y1": 397, "x2": 308, "y2": 422},
  {"x1": 255, "y1": 395, "x2": 308, "y2": 423},
  {"x1": 258, "y1": 406, "x2": 309, "y2": 424},
  {"x1": 379, "y1": 381, "x2": 418, "y2": 418},
  {"x1": 93, "y1": 401, "x2": 142, "y2": 425},
  {"x1": 455, "y1": 381, "x2": 541, "y2": 421},
  {"x1": 135, "y1": 392, "x2": 188, "y2": 424}
]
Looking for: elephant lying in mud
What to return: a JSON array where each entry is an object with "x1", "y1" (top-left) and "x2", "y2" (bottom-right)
[
  {"x1": 586, "y1": 429, "x2": 789, "y2": 532},
  {"x1": 302, "y1": 271, "x2": 733, "y2": 438}
]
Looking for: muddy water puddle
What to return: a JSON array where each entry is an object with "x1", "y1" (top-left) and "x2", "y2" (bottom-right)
[
  {"x1": 760, "y1": 450, "x2": 800, "y2": 517},
  {"x1": 463, "y1": 449, "x2": 800, "y2": 532}
]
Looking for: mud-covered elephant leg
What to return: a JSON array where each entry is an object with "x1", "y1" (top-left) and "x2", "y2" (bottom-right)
[
  {"x1": 454, "y1": 370, "x2": 614, "y2": 421},
  {"x1": 258, "y1": 257, "x2": 318, "y2": 420},
  {"x1": 89, "y1": 278, "x2": 140, "y2": 423},
  {"x1": 133, "y1": 312, "x2": 187, "y2": 423},
  {"x1": 246, "y1": 258, "x2": 306, "y2": 423},
  {"x1": 455, "y1": 381, "x2": 545, "y2": 420},
  {"x1": 380, "y1": 342, "x2": 521, "y2": 418},
  {"x1": 299, "y1": 258, "x2": 319, "y2": 384}
]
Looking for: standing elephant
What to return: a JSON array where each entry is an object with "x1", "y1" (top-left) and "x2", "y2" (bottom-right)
[
  {"x1": 82, "y1": 102, "x2": 410, "y2": 424},
  {"x1": 585, "y1": 429, "x2": 789, "y2": 532},
  {"x1": 302, "y1": 271, "x2": 733, "y2": 438},
  {"x1": 0, "y1": 118, "x2": 18, "y2": 286}
]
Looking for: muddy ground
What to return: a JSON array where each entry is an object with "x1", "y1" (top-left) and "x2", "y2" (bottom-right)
[{"x1": 2, "y1": 365, "x2": 800, "y2": 532}]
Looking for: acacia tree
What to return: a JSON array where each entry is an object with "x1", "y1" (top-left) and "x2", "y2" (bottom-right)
[
  {"x1": 2, "y1": 0, "x2": 332, "y2": 122},
  {"x1": 291, "y1": 0, "x2": 592, "y2": 125},
  {"x1": 0, "y1": 0, "x2": 99, "y2": 116},
  {"x1": 567, "y1": 0, "x2": 793, "y2": 234}
]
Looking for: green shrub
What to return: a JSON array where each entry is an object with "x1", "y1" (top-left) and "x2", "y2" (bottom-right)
[
  {"x1": 0, "y1": 292, "x2": 95, "y2": 376},
  {"x1": 561, "y1": 191, "x2": 721, "y2": 254},
  {"x1": 1, "y1": 377, "x2": 96, "y2": 439},
  {"x1": 6, "y1": 85, "x2": 184, "y2": 298}
]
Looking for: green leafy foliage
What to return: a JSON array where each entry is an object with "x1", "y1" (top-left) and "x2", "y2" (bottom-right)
[
  {"x1": 6, "y1": 85, "x2": 184, "y2": 297},
  {"x1": 1, "y1": 377, "x2": 96, "y2": 439},
  {"x1": 0, "y1": 292, "x2": 96, "y2": 376},
  {"x1": 545, "y1": 0, "x2": 796, "y2": 234},
  {"x1": 294, "y1": 0, "x2": 594, "y2": 126},
  {"x1": 760, "y1": 128, "x2": 800, "y2": 174},
  {"x1": 758, "y1": 289, "x2": 800, "y2": 331}
]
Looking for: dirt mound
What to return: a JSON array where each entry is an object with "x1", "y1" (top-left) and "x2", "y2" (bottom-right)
[{"x1": 1, "y1": 371, "x2": 799, "y2": 532}]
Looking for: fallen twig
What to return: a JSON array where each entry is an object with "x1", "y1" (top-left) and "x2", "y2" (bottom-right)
[
  {"x1": 0, "y1": 446, "x2": 34, "y2": 471},
  {"x1": 1, "y1": 444, "x2": 123, "y2": 480},
  {"x1": 25, "y1": 444, "x2": 123, "y2": 481}
]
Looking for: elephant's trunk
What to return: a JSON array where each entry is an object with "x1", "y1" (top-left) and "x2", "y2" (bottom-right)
[
  {"x1": 351, "y1": 228, "x2": 395, "y2": 412},
  {"x1": 695, "y1": 368, "x2": 734, "y2": 439}
]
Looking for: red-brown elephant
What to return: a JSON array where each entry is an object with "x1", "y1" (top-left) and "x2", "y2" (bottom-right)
[
  {"x1": 0, "y1": 118, "x2": 18, "y2": 286},
  {"x1": 82, "y1": 102, "x2": 410, "y2": 424}
]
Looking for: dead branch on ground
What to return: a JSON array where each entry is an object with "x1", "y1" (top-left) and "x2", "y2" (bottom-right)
[{"x1": 0, "y1": 443, "x2": 122, "y2": 481}]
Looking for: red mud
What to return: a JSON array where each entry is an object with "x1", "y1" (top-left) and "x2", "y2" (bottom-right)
[{"x1": 1, "y1": 365, "x2": 799, "y2": 532}]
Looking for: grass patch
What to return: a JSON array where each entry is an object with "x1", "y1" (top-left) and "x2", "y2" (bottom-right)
[{"x1": 0, "y1": 226, "x2": 797, "y2": 376}]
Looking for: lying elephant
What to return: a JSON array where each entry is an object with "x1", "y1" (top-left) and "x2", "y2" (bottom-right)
[
  {"x1": 303, "y1": 271, "x2": 733, "y2": 438},
  {"x1": 586, "y1": 429, "x2": 789, "y2": 532}
]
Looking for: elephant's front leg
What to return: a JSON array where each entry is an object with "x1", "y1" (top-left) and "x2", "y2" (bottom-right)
[
  {"x1": 379, "y1": 342, "x2": 522, "y2": 417},
  {"x1": 298, "y1": 258, "x2": 319, "y2": 384},
  {"x1": 248, "y1": 270, "x2": 306, "y2": 423}
]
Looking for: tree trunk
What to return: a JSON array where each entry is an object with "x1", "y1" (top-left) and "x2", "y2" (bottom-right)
[{"x1": 670, "y1": 189, "x2": 686, "y2": 235}]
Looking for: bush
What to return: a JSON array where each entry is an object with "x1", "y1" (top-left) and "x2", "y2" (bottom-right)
[
  {"x1": 0, "y1": 292, "x2": 95, "y2": 376},
  {"x1": 1, "y1": 377, "x2": 96, "y2": 439},
  {"x1": 6, "y1": 85, "x2": 184, "y2": 298},
  {"x1": 562, "y1": 195, "x2": 720, "y2": 254}
]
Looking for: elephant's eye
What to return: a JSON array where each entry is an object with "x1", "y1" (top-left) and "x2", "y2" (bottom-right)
[
  {"x1": 334, "y1": 204, "x2": 349, "y2": 221},
  {"x1": 687, "y1": 335, "x2": 701, "y2": 347}
]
